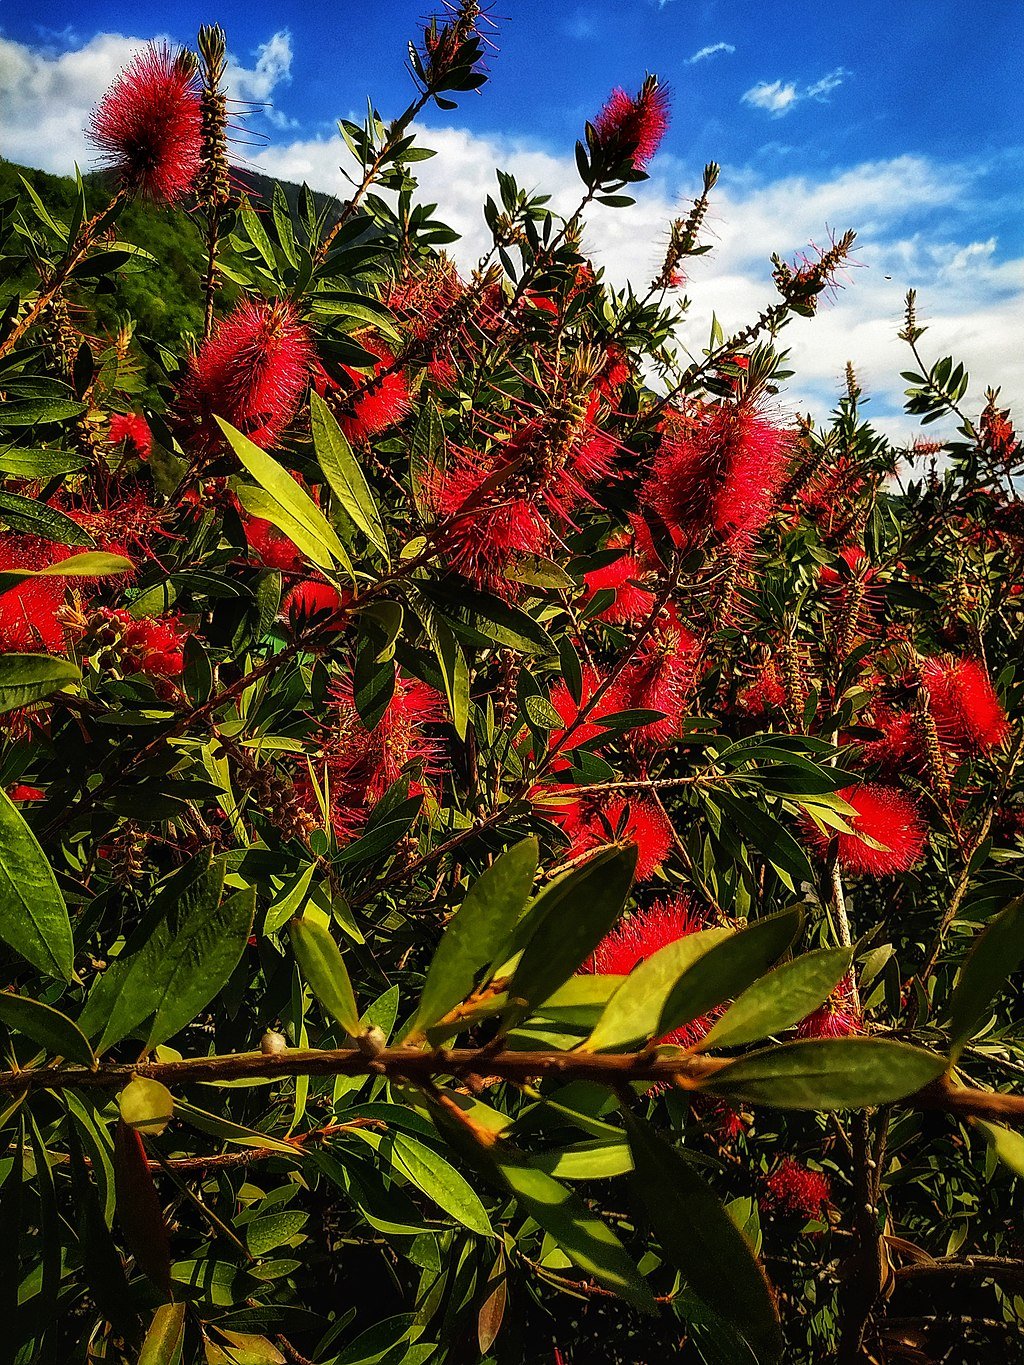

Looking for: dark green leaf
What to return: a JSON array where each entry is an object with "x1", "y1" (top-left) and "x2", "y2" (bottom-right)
[
  {"x1": 0, "y1": 489, "x2": 94, "y2": 544},
  {"x1": 290, "y1": 914, "x2": 360, "y2": 1035},
  {"x1": 0, "y1": 990, "x2": 94, "y2": 1065},
  {"x1": 625, "y1": 1112, "x2": 782, "y2": 1363},
  {"x1": 947, "y1": 893, "x2": 1024, "y2": 1056},
  {"x1": 0, "y1": 653, "x2": 80, "y2": 717},
  {"x1": 700, "y1": 947, "x2": 854, "y2": 1050}
]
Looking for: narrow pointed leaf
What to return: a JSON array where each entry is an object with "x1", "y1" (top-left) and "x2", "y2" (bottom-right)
[
  {"x1": 0, "y1": 654, "x2": 80, "y2": 716},
  {"x1": 947, "y1": 893, "x2": 1024, "y2": 1056},
  {"x1": 700, "y1": 947, "x2": 854, "y2": 1051},
  {"x1": 0, "y1": 788, "x2": 74, "y2": 980},
  {"x1": 290, "y1": 915, "x2": 360, "y2": 1035},
  {"x1": 0, "y1": 991, "x2": 94, "y2": 1065},
  {"x1": 311, "y1": 390, "x2": 388, "y2": 554}
]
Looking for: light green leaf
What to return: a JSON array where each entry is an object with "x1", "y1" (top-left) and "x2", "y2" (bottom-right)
[
  {"x1": 0, "y1": 788, "x2": 74, "y2": 980},
  {"x1": 246, "y1": 1211, "x2": 308, "y2": 1257},
  {"x1": 0, "y1": 654, "x2": 80, "y2": 716},
  {"x1": 389, "y1": 1132, "x2": 493, "y2": 1235},
  {"x1": 311, "y1": 391, "x2": 388, "y2": 555},
  {"x1": 975, "y1": 1119, "x2": 1024, "y2": 1178},
  {"x1": 290, "y1": 915, "x2": 360, "y2": 1035},
  {"x1": 139, "y1": 1302, "x2": 186, "y2": 1365}
]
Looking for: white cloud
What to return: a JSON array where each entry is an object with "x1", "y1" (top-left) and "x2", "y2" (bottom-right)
[
  {"x1": 688, "y1": 42, "x2": 736, "y2": 65},
  {"x1": 743, "y1": 67, "x2": 849, "y2": 118},
  {"x1": 226, "y1": 29, "x2": 294, "y2": 125}
]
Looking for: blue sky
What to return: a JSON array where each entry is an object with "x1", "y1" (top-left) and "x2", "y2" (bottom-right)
[{"x1": 2, "y1": 1, "x2": 1022, "y2": 426}]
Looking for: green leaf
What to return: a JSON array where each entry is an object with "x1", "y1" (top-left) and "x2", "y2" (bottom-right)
[
  {"x1": 119, "y1": 1077, "x2": 174, "y2": 1136},
  {"x1": 711, "y1": 791, "x2": 813, "y2": 889},
  {"x1": 174, "y1": 1100, "x2": 299, "y2": 1155},
  {"x1": 218, "y1": 417, "x2": 351, "y2": 574},
  {"x1": 239, "y1": 194, "x2": 277, "y2": 270},
  {"x1": 0, "y1": 653, "x2": 80, "y2": 716},
  {"x1": 424, "y1": 612, "x2": 469, "y2": 740},
  {"x1": 290, "y1": 915, "x2": 360, "y2": 1035},
  {"x1": 496, "y1": 1158, "x2": 655, "y2": 1313},
  {"x1": 585, "y1": 926, "x2": 734, "y2": 1053},
  {"x1": 659, "y1": 907, "x2": 805, "y2": 1042},
  {"x1": 506, "y1": 844, "x2": 637, "y2": 1025},
  {"x1": 0, "y1": 991, "x2": 94, "y2": 1066},
  {"x1": 624, "y1": 1112, "x2": 782, "y2": 1364},
  {"x1": 0, "y1": 788, "x2": 74, "y2": 980},
  {"x1": 975, "y1": 1120, "x2": 1024, "y2": 1178},
  {"x1": 388, "y1": 1132, "x2": 493, "y2": 1235},
  {"x1": 247, "y1": 1211, "x2": 308, "y2": 1256},
  {"x1": 413, "y1": 838, "x2": 538, "y2": 1036},
  {"x1": 0, "y1": 489, "x2": 94, "y2": 545},
  {"x1": 947, "y1": 893, "x2": 1024, "y2": 1056},
  {"x1": 311, "y1": 391, "x2": 389, "y2": 555},
  {"x1": 0, "y1": 552, "x2": 133, "y2": 595},
  {"x1": 145, "y1": 886, "x2": 255, "y2": 1048},
  {"x1": 0, "y1": 397, "x2": 87, "y2": 426},
  {"x1": 529, "y1": 1140, "x2": 634, "y2": 1181},
  {"x1": 700, "y1": 947, "x2": 854, "y2": 1050},
  {"x1": 700, "y1": 1038, "x2": 946, "y2": 1110}
]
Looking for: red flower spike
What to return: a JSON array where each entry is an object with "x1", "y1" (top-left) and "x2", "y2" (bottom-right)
[
  {"x1": 109, "y1": 412, "x2": 152, "y2": 460},
  {"x1": 582, "y1": 537, "x2": 657, "y2": 625},
  {"x1": 796, "y1": 979, "x2": 863, "y2": 1039},
  {"x1": 88, "y1": 44, "x2": 202, "y2": 203},
  {"x1": 337, "y1": 345, "x2": 412, "y2": 444},
  {"x1": 179, "y1": 299, "x2": 312, "y2": 453},
  {"x1": 7, "y1": 785, "x2": 44, "y2": 803},
  {"x1": 550, "y1": 792, "x2": 672, "y2": 881},
  {"x1": 920, "y1": 657, "x2": 1009, "y2": 753},
  {"x1": 245, "y1": 516, "x2": 304, "y2": 573},
  {"x1": 614, "y1": 607, "x2": 701, "y2": 746},
  {"x1": 803, "y1": 783, "x2": 927, "y2": 876},
  {"x1": 580, "y1": 897, "x2": 717, "y2": 1048},
  {"x1": 860, "y1": 704, "x2": 921, "y2": 771},
  {"x1": 761, "y1": 1158, "x2": 831, "y2": 1220},
  {"x1": 284, "y1": 581, "x2": 349, "y2": 632},
  {"x1": 641, "y1": 405, "x2": 792, "y2": 553},
  {"x1": 0, "y1": 537, "x2": 77, "y2": 654},
  {"x1": 549, "y1": 665, "x2": 619, "y2": 753},
  {"x1": 739, "y1": 661, "x2": 788, "y2": 717},
  {"x1": 328, "y1": 675, "x2": 445, "y2": 808},
  {"x1": 593, "y1": 78, "x2": 671, "y2": 171}
]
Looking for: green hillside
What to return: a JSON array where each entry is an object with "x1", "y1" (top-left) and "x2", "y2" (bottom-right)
[{"x1": 0, "y1": 160, "x2": 341, "y2": 357}]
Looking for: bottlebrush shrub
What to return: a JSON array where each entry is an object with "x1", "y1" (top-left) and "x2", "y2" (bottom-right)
[{"x1": 0, "y1": 11, "x2": 1022, "y2": 1365}]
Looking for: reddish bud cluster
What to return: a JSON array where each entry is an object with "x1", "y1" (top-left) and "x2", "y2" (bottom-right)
[
  {"x1": 92, "y1": 608, "x2": 188, "y2": 678},
  {"x1": 108, "y1": 412, "x2": 152, "y2": 460},
  {"x1": 88, "y1": 44, "x2": 202, "y2": 203},
  {"x1": 761, "y1": 1158, "x2": 831, "y2": 1220},
  {"x1": 593, "y1": 79, "x2": 671, "y2": 171}
]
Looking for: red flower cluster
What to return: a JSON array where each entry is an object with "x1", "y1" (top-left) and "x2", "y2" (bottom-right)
[
  {"x1": 428, "y1": 415, "x2": 618, "y2": 594},
  {"x1": 641, "y1": 405, "x2": 792, "y2": 554},
  {"x1": 7, "y1": 785, "x2": 44, "y2": 803},
  {"x1": 581, "y1": 897, "x2": 717, "y2": 1047},
  {"x1": 739, "y1": 660, "x2": 788, "y2": 717},
  {"x1": 179, "y1": 299, "x2": 312, "y2": 453},
  {"x1": 796, "y1": 979, "x2": 863, "y2": 1039},
  {"x1": 244, "y1": 516, "x2": 304, "y2": 573},
  {"x1": 920, "y1": 657, "x2": 1009, "y2": 752},
  {"x1": 88, "y1": 44, "x2": 202, "y2": 203},
  {"x1": 804, "y1": 783, "x2": 927, "y2": 876},
  {"x1": 324, "y1": 344, "x2": 412, "y2": 444},
  {"x1": 94, "y1": 609, "x2": 188, "y2": 678},
  {"x1": 0, "y1": 537, "x2": 76, "y2": 654},
  {"x1": 549, "y1": 665, "x2": 619, "y2": 754},
  {"x1": 283, "y1": 580, "x2": 350, "y2": 631},
  {"x1": 109, "y1": 412, "x2": 152, "y2": 460},
  {"x1": 593, "y1": 78, "x2": 671, "y2": 170},
  {"x1": 859, "y1": 703, "x2": 920, "y2": 771},
  {"x1": 613, "y1": 606, "x2": 701, "y2": 745},
  {"x1": 582, "y1": 536, "x2": 656, "y2": 625},
  {"x1": 544, "y1": 791, "x2": 672, "y2": 880},
  {"x1": 312, "y1": 676, "x2": 444, "y2": 839},
  {"x1": 761, "y1": 1158, "x2": 831, "y2": 1220}
]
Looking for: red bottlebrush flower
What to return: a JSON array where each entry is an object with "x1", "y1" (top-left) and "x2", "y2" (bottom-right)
[
  {"x1": 980, "y1": 397, "x2": 1020, "y2": 471},
  {"x1": 108, "y1": 412, "x2": 152, "y2": 460},
  {"x1": 337, "y1": 345, "x2": 411, "y2": 444},
  {"x1": 739, "y1": 660, "x2": 788, "y2": 717},
  {"x1": 0, "y1": 536, "x2": 76, "y2": 654},
  {"x1": 582, "y1": 537, "x2": 656, "y2": 625},
  {"x1": 283, "y1": 580, "x2": 349, "y2": 632},
  {"x1": 920, "y1": 657, "x2": 1009, "y2": 752},
  {"x1": 596, "y1": 344, "x2": 631, "y2": 398},
  {"x1": 641, "y1": 405, "x2": 793, "y2": 553},
  {"x1": 549, "y1": 666, "x2": 619, "y2": 754},
  {"x1": 328, "y1": 674, "x2": 445, "y2": 808},
  {"x1": 98, "y1": 609, "x2": 188, "y2": 678},
  {"x1": 803, "y1": 783, "x2": 927, "y2": 876},
  {"x1": 547, "y1": 791, "x2": 672, "y2": 880},
  {"x1": 178, "y1": 299, "x2": 312, "y2": 453},
  {"x1": 581, "y1": 897, "x2": 718, "y2": 1047},
  {"x1": 796, "y1": 979, "x2": 863, "y2": 1039},
  {"x1": 87, "y1": 44, "x2": 202, "y2": 203},
  {"x1": 245, "y1": 516, "x2": 304, "y2": 573},
  {"x1": 428, "y1": 418, "x2": 619, "y2": 594},
  {"x1": 761, "y1": 1158, "x2": 831, "y2": 1220},
  {"x1": 613, "y1": 606, "x2": 701, "y2": 745},
  {"x1": 593, "y1": 77, "x2": 671, "y2": 171},
  {"x1": 820, "y1": 544, "x2": 871, "y2": 587},
  {"x1": 7, "y1": 785, "x2": 44, "y2": 802},
  {"x1": 583, "y1": 896, "x2": 701, "y2": 975},
  {"x1": 860, "y1": 704, "x2": 921, "y2": 770}
]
